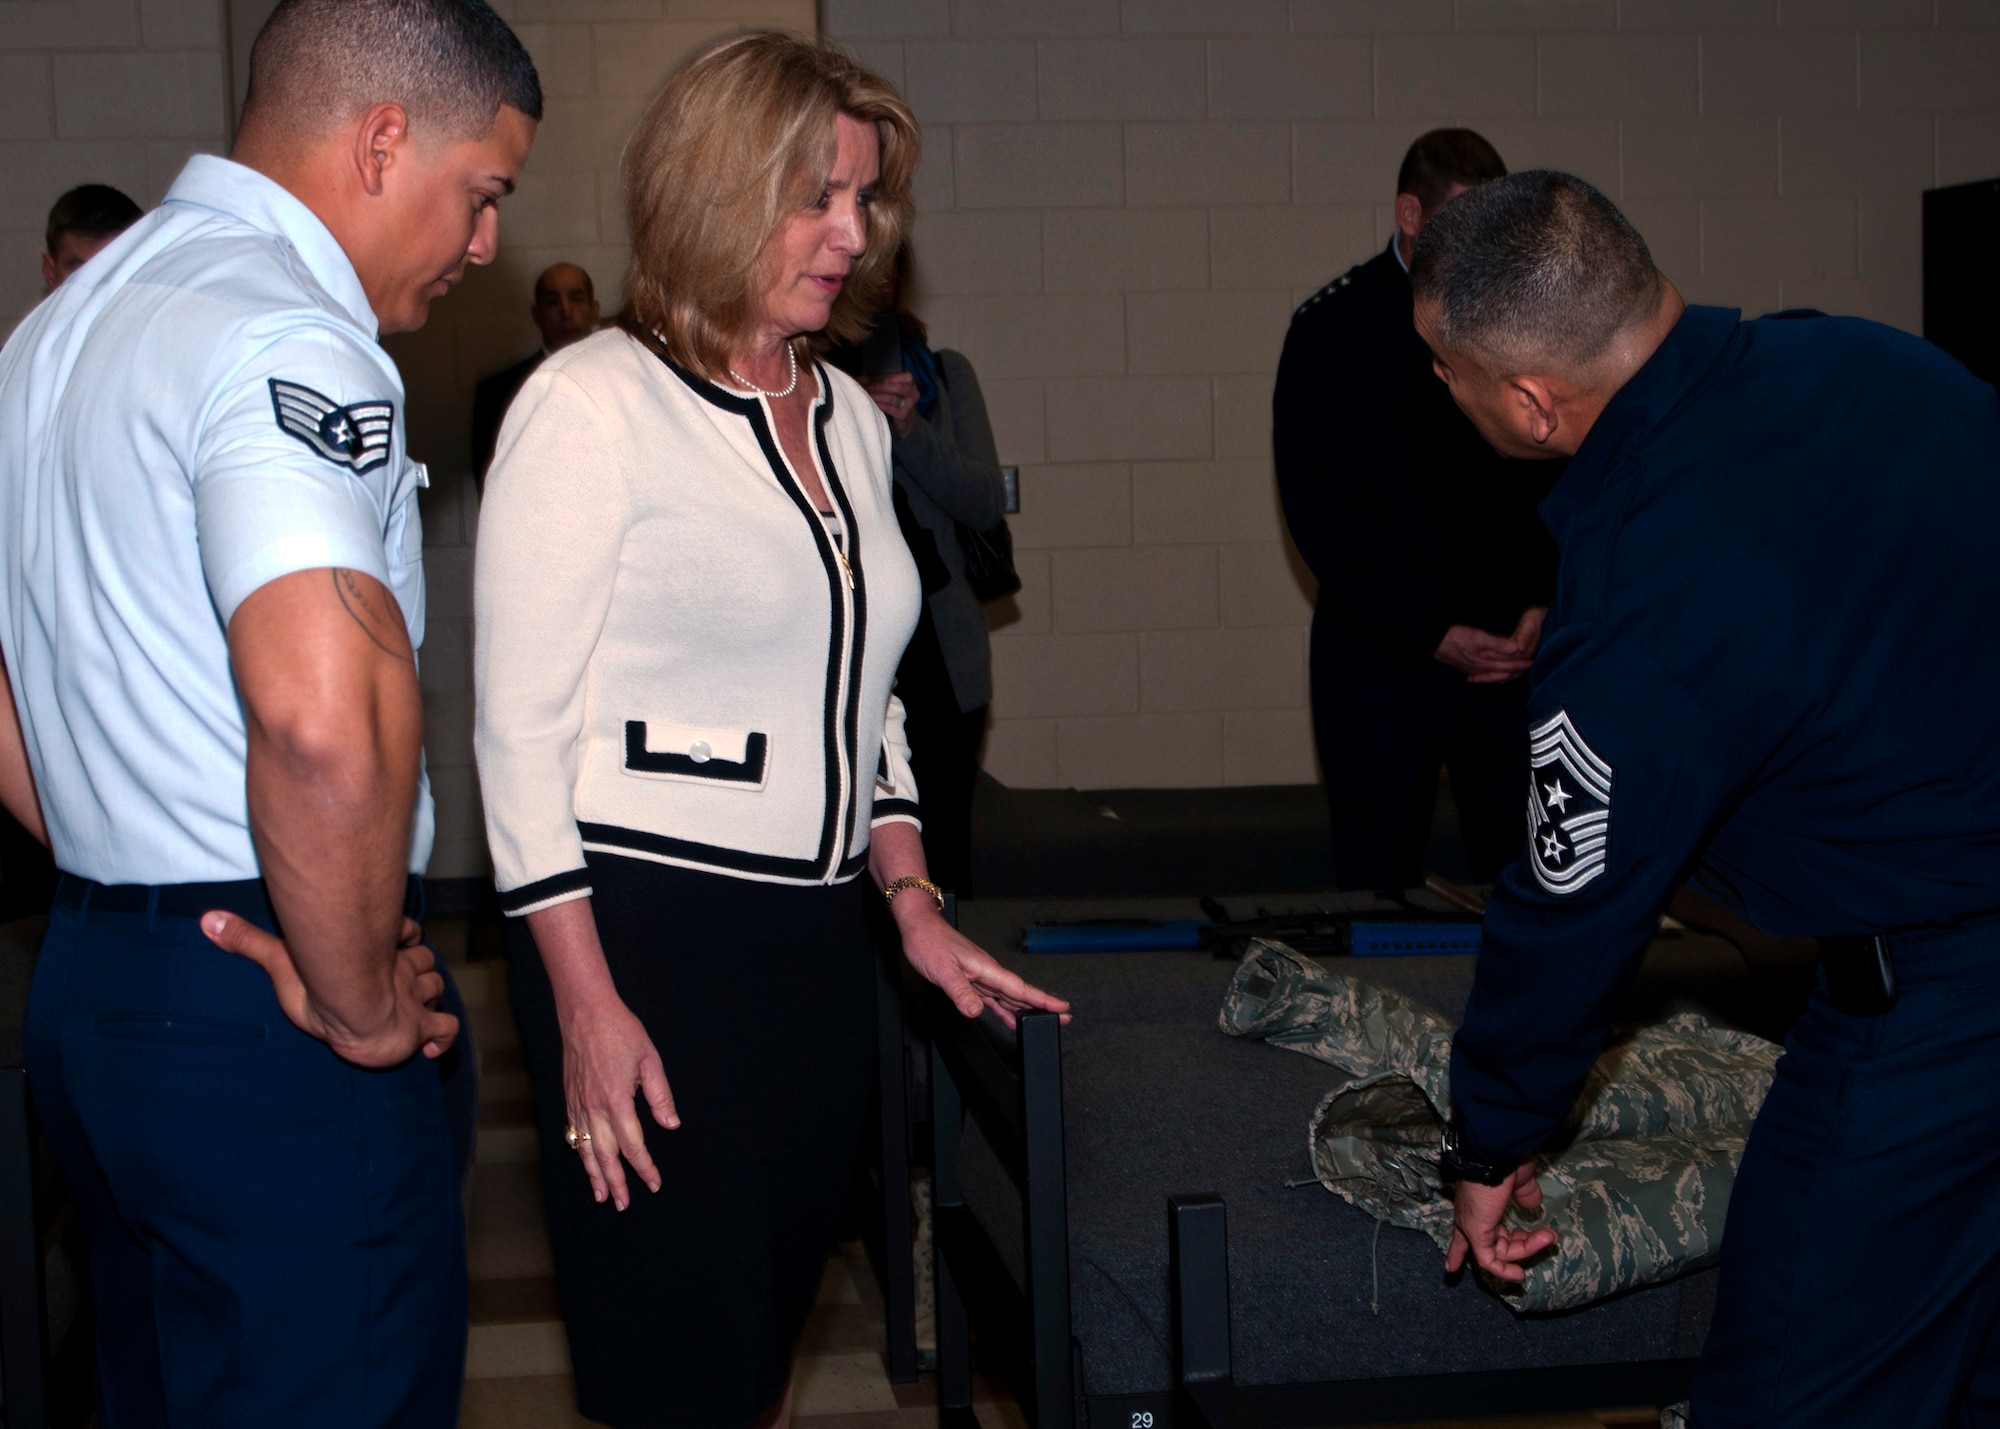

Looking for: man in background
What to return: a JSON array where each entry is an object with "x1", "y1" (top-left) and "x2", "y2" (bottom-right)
[
  {"x1": 1274, "y1": 129, "x2": 1559, "y2": 893},
  {"x1": 471, "y1": 259, "x2": 597, "y2": 484},
  {"x1": 0, "y1": 0, "x2": 538, "y2": 1422},
  {"x1": 41, "y1": 183, "x2": 142, "y2": 291}
]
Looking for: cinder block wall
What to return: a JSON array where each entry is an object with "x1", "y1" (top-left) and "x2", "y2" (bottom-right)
[
  {"x1": 0, "y1": 0, "x2": 232, "y2": 326},
  {"x1": 823, "y1": 0, "x2": 2000, "y2": 793}
]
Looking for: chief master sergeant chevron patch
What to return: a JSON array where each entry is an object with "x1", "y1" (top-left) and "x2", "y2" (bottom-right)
[{"x1": 1527, "y1": 709, "x2": 1613, "y2": 895}]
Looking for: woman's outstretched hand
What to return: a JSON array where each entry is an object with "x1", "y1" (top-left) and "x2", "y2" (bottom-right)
[{"x1": 894, "y1": 898, "x2": 1071, "y2": 1029}]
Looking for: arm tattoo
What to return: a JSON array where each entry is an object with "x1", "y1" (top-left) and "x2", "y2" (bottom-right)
[{"x1": 332, "y1": 569, "x2": 414, "y2": 663}]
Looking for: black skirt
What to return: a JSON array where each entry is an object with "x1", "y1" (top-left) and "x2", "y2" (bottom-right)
[{"x1": 508, "y1": 853, "x2": 878, "y2": 1429}]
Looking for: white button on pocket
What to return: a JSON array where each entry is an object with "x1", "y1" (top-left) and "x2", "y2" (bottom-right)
[{"x1": 624, "y1": 720, "x2": 767, "y2": 788}]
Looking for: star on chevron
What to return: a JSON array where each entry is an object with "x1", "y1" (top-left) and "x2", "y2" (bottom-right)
[
  {"x1": 1540, "y1": 831, "x2": 1566, "y2": 863},
  {"x1": 1543, "y1": 777, "x2": 1572, "y2": 813},
  {"x1": 269, "y1": 379, "x2": 394, "y2": 474}
]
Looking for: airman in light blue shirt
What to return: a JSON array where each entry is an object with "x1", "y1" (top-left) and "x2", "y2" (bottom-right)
[
  {"x1": 1, "y1": 153, "x2": 436, "y2": 885},
  {"x1": 0, "y1": 2, "x2": 539, "y2": 1423}
]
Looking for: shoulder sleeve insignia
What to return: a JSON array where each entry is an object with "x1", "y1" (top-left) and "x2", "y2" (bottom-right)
[
  {"x1": 1526, "y1": 709, "x2": 1613, "y2": 896},
  {"x1": 268, "y1": 379, "x2": 395, "y2": 475}
]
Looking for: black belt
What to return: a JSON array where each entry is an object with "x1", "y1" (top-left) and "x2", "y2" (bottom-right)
[
  {"x1": 1819, "y1": 906, "x2": 2000, "y2": 1017},
  {"x1": 55, "y1": 874, "x2": 425, "y2": 924},
  {"x1": 1818, "y1": 933, "x2": 1898, "y2": 1016}
]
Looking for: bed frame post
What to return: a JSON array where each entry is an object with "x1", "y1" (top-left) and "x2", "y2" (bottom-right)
[
  {"x1": 875, "y1": 931, "x2": 917, "y2": 1382},
  {"x1": 1018, "y1": 1014, "x2": 1074, "y2": 1429},
  {"x1": 1170, "y1": 1193, "x2": 1255, "y2": 1429},
  {"x1": 930, "y1": 1034, "x2": 977, "y2": 1429},
  {"x1": 0, "y1": 1066, "x2": 49, "y2": 1429}
]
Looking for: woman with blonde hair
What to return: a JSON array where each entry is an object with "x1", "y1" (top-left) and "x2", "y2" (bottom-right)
[{"x1": 474, "y1": 32, "x2": 1068, "y2": 1429}]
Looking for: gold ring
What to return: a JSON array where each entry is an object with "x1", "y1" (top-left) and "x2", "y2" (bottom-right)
[{"x1": 564, "y1": 1123, "x2": 591, "y2": 1151}]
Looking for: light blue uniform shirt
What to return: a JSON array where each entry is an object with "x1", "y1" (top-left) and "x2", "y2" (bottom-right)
[{"x1": 0, "y1": 154, "x2": 433, "y2": 884}]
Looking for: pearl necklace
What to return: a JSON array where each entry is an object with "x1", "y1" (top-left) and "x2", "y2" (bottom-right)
[{"x1": 728, "y1": 344, "x2": 799, "y2": 399}]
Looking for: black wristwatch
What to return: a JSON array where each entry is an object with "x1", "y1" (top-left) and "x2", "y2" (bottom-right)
[{"x1": 1438, "y1": 1120, "x2": 1514, "y2": 1187}]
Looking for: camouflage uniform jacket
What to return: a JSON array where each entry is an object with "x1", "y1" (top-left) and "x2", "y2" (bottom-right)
[{"x1": 1218, "y1": 940, "x2": 1781, "y2": 1313}]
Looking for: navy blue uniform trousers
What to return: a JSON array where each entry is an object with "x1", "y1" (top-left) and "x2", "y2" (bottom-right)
[
  {"x1": 24, "y1": 880, "x2": 472, "y2": 1428},
  {"x1": 1692, "y1": 915, "x2": 2000, "y2": 1426}
]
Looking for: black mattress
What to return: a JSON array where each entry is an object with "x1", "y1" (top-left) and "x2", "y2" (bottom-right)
[
  {"x1": 949, "y1": 912, "x2": 1764, "y2": 1396},
  {"x1": 968, "y1": 779, "x2": 1357, "y2": 898}
]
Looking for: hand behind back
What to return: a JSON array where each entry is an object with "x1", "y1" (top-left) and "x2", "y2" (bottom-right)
[{"x1": 202, "y1": 912, "x2": 457, "y2": 1067}]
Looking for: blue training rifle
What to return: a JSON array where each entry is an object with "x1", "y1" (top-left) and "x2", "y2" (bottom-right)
[{"x1": 1022, "y1": 897, "x2": 1484, "y2": 960}]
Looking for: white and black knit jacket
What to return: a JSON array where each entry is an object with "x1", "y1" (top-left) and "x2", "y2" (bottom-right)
[{"x1": 474, "y1": 328, "x2": 923, "y2": 917}]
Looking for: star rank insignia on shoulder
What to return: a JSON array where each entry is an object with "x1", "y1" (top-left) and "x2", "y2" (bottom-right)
[
  {"x1": 1294, "y1": 271, "x2": 1354, "y2": 316},
  {"x1": 1526, "y1": 709, "x2": 1613, "y2": 896},
  {"x1": 269, "y1": 379, "x2": 394, "y2": 475}
]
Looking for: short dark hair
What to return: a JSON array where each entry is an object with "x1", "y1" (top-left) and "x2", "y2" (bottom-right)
[
  {"x1": 534, "y1": 264, "x2": 594, "y2": 302},
  {"x1": 1396, "y1": 128, "x2": 1507, "y2": 212},
  {"x1": 1411, "y1": 169, "x2": 1661, "y2": 371},
  {"x1": 46, "y1": 184, "x2": 142, "y2": 257},
  {"x1": 243, "y1": 0, "x2": 541, "y2": 144}
]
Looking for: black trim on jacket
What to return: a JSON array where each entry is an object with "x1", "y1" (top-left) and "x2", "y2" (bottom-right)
[
  {"x1": 579, "y1": 822, "x2": 867, "y2": 883},
  {"x1": 623, "y1": 721, "x2": 769, "y2": 783},
  {"x1": 497, "y1": 866, "x2": 594, "y2": 915},
  {"x1": 645, "y1": 342, "x2": 866, "y2": 884},
  {"x1": 817, "y1": 390, "x2": 868, "y2": 870}
]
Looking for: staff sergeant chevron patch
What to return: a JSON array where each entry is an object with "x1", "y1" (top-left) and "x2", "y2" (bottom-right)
[
  {"x1": 1526, "y1": 709, "x2": 1613, "y2": 896},
  {"x1": 269, "y1": 379, "x2": 394, "y2": 475}
]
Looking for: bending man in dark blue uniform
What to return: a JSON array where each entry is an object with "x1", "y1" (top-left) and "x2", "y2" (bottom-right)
[
  {"x1": 1414, "y1": 170, "x2": 2000, "y2": 1426},
  {"x1": 1273, "y1": 129, "x2": 1559, "y2": 891}
]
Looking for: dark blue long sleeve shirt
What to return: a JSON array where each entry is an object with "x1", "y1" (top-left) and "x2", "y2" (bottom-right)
[{"x1": 1450, "y1": 304, "x2": 2000, "y2": 1163}]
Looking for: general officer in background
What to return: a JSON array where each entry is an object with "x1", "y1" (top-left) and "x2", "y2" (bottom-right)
[
  {"x1": 469, "y1": 260, "x2": 599, "y2": 486},
  {"x1": 1274, "y1": 128, "x2": 1559, "y2": 894},
  {"x1": 0, "y1": 1, "x2": 537, "y2": 1424},
  {"x1": 1417, "y1": 172, "x2": 2000, "y2": 1426}
]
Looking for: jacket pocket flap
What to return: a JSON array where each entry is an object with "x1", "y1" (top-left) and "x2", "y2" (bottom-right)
[{"x1": 624, "y1": 720, "x2": 768, "y2": 786}]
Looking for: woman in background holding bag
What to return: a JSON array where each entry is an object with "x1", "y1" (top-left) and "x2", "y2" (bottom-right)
[{"x1": 850, "y1": 245, "x2": 1013, "y2": 894}]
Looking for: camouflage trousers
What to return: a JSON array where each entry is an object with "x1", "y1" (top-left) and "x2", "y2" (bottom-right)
[{"x1": 1218, "y1": 940, "x2": 1781, "y2": 1313}]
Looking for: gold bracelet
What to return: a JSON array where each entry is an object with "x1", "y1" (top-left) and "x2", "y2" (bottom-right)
[{"x1": 883, "y1": 875, "x2": 944, "y2": 913}]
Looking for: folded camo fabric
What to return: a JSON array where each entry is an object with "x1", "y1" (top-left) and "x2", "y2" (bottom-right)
[{"x1": 1218, "y1": 939, "x2": 1781, "y2": 1312}]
